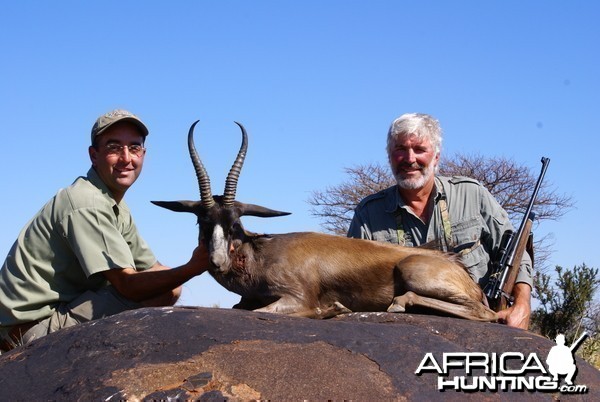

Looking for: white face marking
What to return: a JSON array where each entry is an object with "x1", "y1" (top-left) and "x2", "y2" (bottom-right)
[{"x1": 210, "y1": 224, "x2": 228, "y2": 267}]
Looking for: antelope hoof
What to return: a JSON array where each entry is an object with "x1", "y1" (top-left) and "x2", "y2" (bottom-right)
[
  {"x1": 387, "y1": 304, "x2": 406, "y2": 313},
  {"x1": 388, "y1": 302, "x2": 406, "y2": 313},
  {"x1": 333, "y1": 301, "x2": 352, "y2": 314},
  {"x1": 315, "y1": 301, "x2": 353, "y2": 319},
  {"x1": 387, "y1": 295, "x2": 409, "y2": 313}
]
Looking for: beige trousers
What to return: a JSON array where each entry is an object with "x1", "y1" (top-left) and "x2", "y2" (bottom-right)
[{"x1": 0, "y1": 286, "x2": 141, "y2": 350}]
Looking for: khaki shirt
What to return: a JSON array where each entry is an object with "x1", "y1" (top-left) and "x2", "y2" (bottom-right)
[
  {"x1": 347, "y1": 176, "x2": 532, "y2": 288},
  {"x1": 0, "y1": 168, "x2": 156, "y2": 326}
]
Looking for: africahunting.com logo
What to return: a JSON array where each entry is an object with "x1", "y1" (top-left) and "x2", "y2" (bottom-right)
[{"x1": 415, "y1": 331, "x2": 589, "y2": 394}]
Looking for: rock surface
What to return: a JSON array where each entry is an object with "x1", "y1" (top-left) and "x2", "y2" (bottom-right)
[{"x1": 0, "y1": 306, "x2": 598, "y2": 400}]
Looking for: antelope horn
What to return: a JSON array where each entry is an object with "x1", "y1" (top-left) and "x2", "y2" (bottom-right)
[
  {"x1": 222, "y1": 122, "x2": 248, "y2": 207},
  {"x1": 188, "y1": 120, "x2": 215, "y2": 209}
]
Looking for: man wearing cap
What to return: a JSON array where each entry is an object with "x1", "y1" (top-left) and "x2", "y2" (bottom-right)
[{"x1": 0, "y1": 109, "x2": 208, "y2": 351}]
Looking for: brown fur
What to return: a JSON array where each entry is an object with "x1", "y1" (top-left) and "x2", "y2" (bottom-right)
[
  {"x1": 153, "y1": 121, "x2": 497, "y2": 322},
  {"x1": 210, "y1": 231, "x2": 497, "y2": 321}
]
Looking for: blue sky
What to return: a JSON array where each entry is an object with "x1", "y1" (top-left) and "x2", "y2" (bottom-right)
[{"x1": 1, "y1": 1, "x2": 598, "y2": 308}]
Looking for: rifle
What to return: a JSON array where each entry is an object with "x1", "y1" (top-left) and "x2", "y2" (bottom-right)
[{"x1": 484, "y1": 157, "x2": 550, "y2": 311}]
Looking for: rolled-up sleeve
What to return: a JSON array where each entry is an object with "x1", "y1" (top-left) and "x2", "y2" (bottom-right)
[{"x1": 59, "y1": 206, "x2": 156, "y2": 278}]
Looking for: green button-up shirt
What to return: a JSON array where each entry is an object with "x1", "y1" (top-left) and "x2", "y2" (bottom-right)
[
  {"x1": 0, "y1": 168, "x2": 156, "y2": 326},
  {"x1": 347, "y1": 176, "x2": 532, "y2": 288}
]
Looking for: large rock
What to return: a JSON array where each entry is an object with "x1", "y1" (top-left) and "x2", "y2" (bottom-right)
[{"x1": 0, "y1": 306, "x2": 598, "y2": 400}]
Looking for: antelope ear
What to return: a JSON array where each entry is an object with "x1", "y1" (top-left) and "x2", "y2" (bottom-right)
[
  {"x1": 151, "y1": 200, "x2": 201, "y2": 214},
  {"x1": 238, "y1": 202, "x2": 291, "y2": 218}
]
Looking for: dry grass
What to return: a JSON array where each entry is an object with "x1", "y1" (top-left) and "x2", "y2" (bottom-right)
[{"x1": 577, "y1": 335, "x2": 600, "y2": 369}]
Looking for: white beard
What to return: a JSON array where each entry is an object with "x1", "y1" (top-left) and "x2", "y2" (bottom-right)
[{"x1": 395, "y1": 162, "x2": 435, "y2": 190}]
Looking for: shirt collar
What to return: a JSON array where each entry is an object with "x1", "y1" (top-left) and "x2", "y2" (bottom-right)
[
  {"x1": 385, "y1": 176, "x2": 444, "y2": 213},
  {"x1": 384, "y1": 185, "x2": 402, "y2": 213},
  {"x1": 86, "y1": 167, "x2": 118, "y2": 206},
  {"x1": 433, "y1": 177, "x2": 445, "y2": 202}
]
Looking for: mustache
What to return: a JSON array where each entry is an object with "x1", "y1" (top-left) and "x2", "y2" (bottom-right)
[{"x1": 395, "y1": 162, "x2": 426, "y2": 173}]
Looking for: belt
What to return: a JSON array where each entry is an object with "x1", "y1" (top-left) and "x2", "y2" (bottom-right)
[{"x1": 0, "y1": 320, "x2": 40, "y2": 352}]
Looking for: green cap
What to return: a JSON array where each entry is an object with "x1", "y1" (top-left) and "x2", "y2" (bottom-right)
[{"x1": 91, "y1": 109, "x2": 149, "y2": 145}]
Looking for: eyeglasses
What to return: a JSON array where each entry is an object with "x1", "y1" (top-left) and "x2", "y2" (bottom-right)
[{"x1": 104, "y1": 143, "x2": 146, "y2": 158}]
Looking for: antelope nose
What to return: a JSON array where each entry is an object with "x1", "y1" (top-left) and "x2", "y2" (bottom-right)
[
  {"x1": 210, "y1": 251, "x2": 228, "y2": 268},
  {"x1": 210, "y1": 256, "x2": 222, "y2": 268}
]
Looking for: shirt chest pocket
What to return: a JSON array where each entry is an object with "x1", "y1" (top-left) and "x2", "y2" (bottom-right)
[
  {"x1": 459, "y1": 243, "x2": 489, "y2": 285},
  {"x1": 450, "y1": 217, "x2": 482, "y2": 250},
  {"x1": 450, "y1": 217, "x2": 488, "y2": 285},
  {"x1": 372, "y1": 229, "x2": 398, "y2": 244}
]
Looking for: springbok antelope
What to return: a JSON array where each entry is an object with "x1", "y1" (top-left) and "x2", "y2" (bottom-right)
[{"x1": 152, "y1": 121, "x2": 498, "y2": 321}]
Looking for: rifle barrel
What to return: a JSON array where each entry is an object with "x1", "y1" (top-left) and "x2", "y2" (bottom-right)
[{"x1": 506, "y1": 157, "x2": 550, "y2": 268}]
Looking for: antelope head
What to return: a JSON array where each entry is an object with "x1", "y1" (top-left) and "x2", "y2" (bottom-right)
[{"x1": 152, "y1": 121, "x2": 290, "y2": 271}]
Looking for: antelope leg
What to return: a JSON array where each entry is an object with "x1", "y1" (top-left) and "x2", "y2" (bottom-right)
[
  {"x1": 388, "y1": 291, "x2": 498, "y2": 322},
  {"x1": 254, "y1": 298, "x2": 352, "y2": 319}
]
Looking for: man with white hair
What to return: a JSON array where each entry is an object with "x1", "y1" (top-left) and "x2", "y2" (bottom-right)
[{"x1": 348, "y1": 113, "x2": 532, "y2": 329}]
